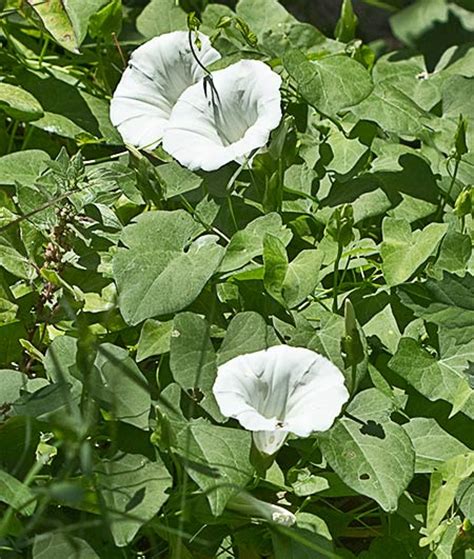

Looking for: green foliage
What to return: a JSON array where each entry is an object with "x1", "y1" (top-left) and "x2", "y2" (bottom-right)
[{"x1": 0, "y1": 0, "x2": 473, "y2": 557}]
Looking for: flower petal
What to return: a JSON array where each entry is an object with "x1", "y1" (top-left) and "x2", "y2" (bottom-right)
[
  {"x1": 213, "y1": 345, "x2": 349, "y2": 452},
  {"x1": 284, "y1": 354, "x2": 350, "y2": 436},
  {"x1": 253, "y1": 430, "x2": 288, "y2": 456},
  {"x1": 110, "y1": 31, "x2": 221, "y2": 149},
  {"x1": 213, "y1": 354, "x2": 280, "y2": 432},
  {"x1": 162, "y1": 60, "x2": 282, "y2": 171}
]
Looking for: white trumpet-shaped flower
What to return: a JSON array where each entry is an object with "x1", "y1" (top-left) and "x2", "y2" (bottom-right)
[
  {"x1": 110, "y1": 31, "x2": 221, "y2": 149},
  {"x1": 213, "y1": 345, "x2": 349, "y2": 456},
  {"x1": 162, "y1": 60, "x2": 282, "y2": 171}
]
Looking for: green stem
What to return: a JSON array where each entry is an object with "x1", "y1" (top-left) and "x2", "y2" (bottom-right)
[
  {"x1": 7, "y1": 120, "x2": 19, "y2": 153},
  {"x1": 21, "y1": 123, "x2": 34, "y2": 150},
  {"x1": 227, "y1": 194, "x2": 239, "y2": 233},
  {"x1": 332, "y1": 242, "x2": 343, "y2": 312},
  {"x1": 38, "y1": 35, "x2": 50, "y2": 68},
  {"x1": 440, "y1": 157, "x2": 460, "y2": 215}
]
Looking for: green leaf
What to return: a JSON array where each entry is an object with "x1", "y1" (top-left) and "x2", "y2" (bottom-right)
[
  {"x1": 113, "y1": 210, "x2": 224, "y2": 325},
  {"x1": 282, "y1": 250, "x2": 323, "y2": 308},
  {"x1": 403, "y1": 418, "x2": 470, "y2": 473},
  {"x1": 430, "y1": 229, "x2": 472, "y2": 279},
  {"x1": 137, "y1": 319, "x2": 173, "y2": 362},
  {"x1": 389, "y1": 338, "x2": 474, "y2": 419},
  {"x1": 95, "y1": 452, "x2": 172, "y2": 547},
  {"x1": 0, "y1": 84, "x2": 43, "y2": 122},
  {"x1": 0, "y1": 469, "x2": 35, "y2": 515},
  {"x1": 263, "y1": 236, "x2": 323, "y2": 308},
  {"x1": 442, "y1": 76, "x2": 474, "y2": 121},
  {"x1": 423, "y1": 453, "x2": 474, "y2": 545},
  {"x1": 351, "y1": 82, "x2": 432, "y2": 137},
  {"x1": 301, "y1": 310, "x2": 367, "y2": 393},
  {"x1": 26, "y1": 0, "x2": 80, "y2": 53},
  {"x1": 18, "y1": 69, "x2": 120, "y2": 143},
  {"x1": 263, "y1": 234, "x2": 288, "y2": 305},
  {"x1": 236, "y1": 0, "x2": 294, "y2": 38},
  {"x1": 345, "y1": 387, "x2": 396, "y2": 423},
  {"x1": 33, "y1": 533, "x2": 100, "y2": 559},
  {"x1": 88, "y1": 0, "x2": 122, "y2": 40},
  {"x1": 290, "y1": 469, "x2": 330, "y2": 497},
  {"x1": 0, "y1": 298, "x2": 17, "y2": 326},
  {"x1": 457, "y1": 477, "x2": 474, "y2": 521},
  {"x1": 283, "y1": 49, "x2": 373, "y2": 116},
  {"x1": 381, "y1": 218, "x2": 448, "y2": 286},
  {"x1": 174, "y1": 420, "x2": 253, "y2": 516},
  {"x1": 335, "y1": 0, "x2": 358, "y2": 42},
  {"x1": 64, "y1": 0, "x2": 111, "y2": 43},
  {"x1": 155, "y1": 162, "x2": 203, "y2": 200},
  {"x1": 94, "y1": 343, "x2": 151, "y2": 430},
  {"x1": 136, "y1": 0, "x2": 187, "y2": 38},
  {"x1": 323, "y1": 127, "x2": 368, "y2": 175},
  {"x1": 319, "y1": 390, "x2": 415, "y2": 512},
  {"x1": 170, "y1": 312, "x2": 223, "y2": 420},
  {"x1": 0, "y1": 322, "x2": 27, "y2": 368},
  {"x1": 0, "y1": 369, "x2": 27, "y2": 403},
  {"x1": 0, "y1": 238, "x2": 37, "y2": 280},
  {"x1": 43, "y1": 335, "x2": 79, "y2": 387},
  {"x1": 219, "y1": 213, "x2": 292, "y2": 273},
  {"x1": 373, "y1": 53, "x2": 440, "y2": 111},
  {"x1": 398, "y1": 273, "x2": 474, "y2": 344},
  {"x1": 390, "y1": 0, "x2": 448, "y2": 48},
  {"x1": 272, "y1": 521, "x2": 336, "y2": 559},
  {"x1": 218, "y1": 311, "x2": 276, "y2": 365},
  {"x1": 0, "y1": 150, "x2": 49, "y2": 187}
]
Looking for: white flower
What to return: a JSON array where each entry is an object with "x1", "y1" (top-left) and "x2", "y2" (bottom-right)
[
  {"x1": 227, "y1": 492, "x2": 296, "y2": 526},
  {"x1": 162, "y1": 60, "x2": 282, "y2": 171},
  {"x1": 213, "y1": 345, "x2": 349, "y2": 455},
  {"x1": 110, "y1": 31, "x2": 221, "y2": 150}
]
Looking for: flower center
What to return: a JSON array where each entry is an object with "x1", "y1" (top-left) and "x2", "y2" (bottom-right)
[{"x1": 210, "y1": 88, "x2": 259, "y2": 146}]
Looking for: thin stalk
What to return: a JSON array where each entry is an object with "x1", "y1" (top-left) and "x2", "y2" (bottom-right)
[
  {"x1": 7, "y1": 120, "x2": 19, "y2": 153},
  {"x1": 0, "y1": 188, "x2": 79, "y2": 233},
  {"x1": 440, "y1": 156, "x2": 460, "y2": 215},
  {"x1": 227, "y1": 194, "x2": 239, "y2": 233},
  {"x1": 332, "y1": 242, "x2": 343, "y2": 312},
  {"x1": 38, "y1": 35, "x2": 49, "y2": 68},
  {"x1": 21, "y1": 123, "x2": 34, "y2": 150}
]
